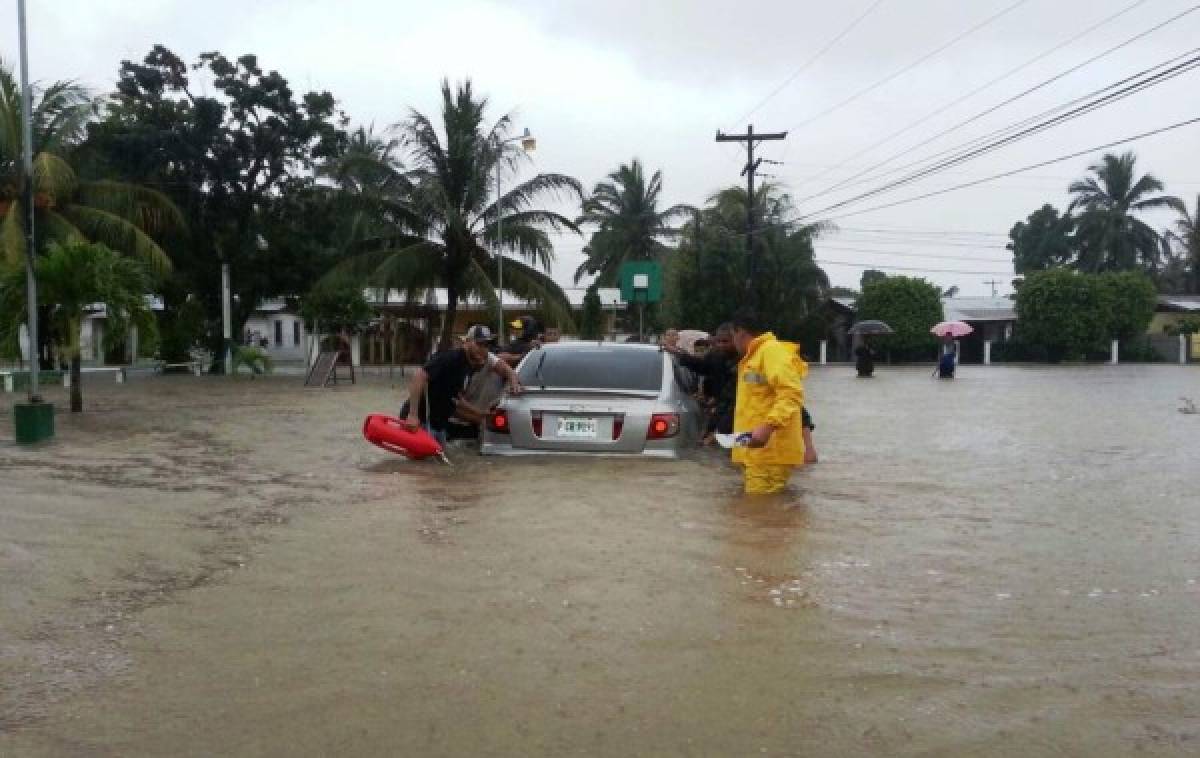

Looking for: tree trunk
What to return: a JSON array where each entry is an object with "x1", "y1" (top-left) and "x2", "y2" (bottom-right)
[
  {"x1": 70, "y1": 353, "x2": 82, "y2": 413},
  {"x1": 439, "y1": 285, "x2": 459, "y2": 352}
]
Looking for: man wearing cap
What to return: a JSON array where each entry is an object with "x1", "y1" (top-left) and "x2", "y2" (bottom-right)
[
  {"x1": 499, "y1": 315, "x2": 542, "y2": 366},
  {"x1": 403, "y1": 325, "x2": 521, "y2": 443}
]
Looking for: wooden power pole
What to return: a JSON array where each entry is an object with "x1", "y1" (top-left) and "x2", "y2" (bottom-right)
[{"x1": 716, "y1": 124, "x2": 787, "y2": 303}]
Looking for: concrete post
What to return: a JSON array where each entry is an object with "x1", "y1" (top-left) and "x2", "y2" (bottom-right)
[
  {"x1": 129, "y1": 325, "x2": 139, "y2": 366},
  {"x1": 984, "y1": 340, "x2": 992, "y2": 365},
  {"x1": 1181, "y1": 334, "x2": 1188, "y2": 365},
  {"x1": 1110, "y1": 339, "x2": 1119, "y2": 365},
  {"x1": 3, "y1": 374, "x2": 13, "y2": 393},
  {"x1": 819, "y1": 340, "x2": 828, "y2": 365},
  {"x1": 351, "y1": 335, "x2": 362, "y2": 367},
  {"x1": 221, "y1": 263, "x2": 232, "y2": 375}
]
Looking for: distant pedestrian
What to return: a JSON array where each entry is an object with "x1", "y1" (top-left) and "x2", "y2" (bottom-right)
[
  {"x1": 938, "y1": 334, "x2": 958, "y2": 379},
  {"x1": 855, "y1": 341, "x2": 876, "y2": 378},
  {"x1": 729, "y1": 310, "x2": 809, "y2": 495}
]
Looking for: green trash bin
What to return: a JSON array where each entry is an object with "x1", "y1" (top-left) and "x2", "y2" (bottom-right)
[{"x1": 14, "y1": 401, "x2": 55, "y2": 445}]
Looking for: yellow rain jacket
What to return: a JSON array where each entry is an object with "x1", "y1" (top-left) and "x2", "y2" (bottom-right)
[{"x1": 732, "y1": 332, "x2": 807, "y2": 467}]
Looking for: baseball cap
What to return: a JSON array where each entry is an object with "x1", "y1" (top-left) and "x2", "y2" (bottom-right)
[{"x1": 464, "y1": 324, "x2": 495, "y2": 343}]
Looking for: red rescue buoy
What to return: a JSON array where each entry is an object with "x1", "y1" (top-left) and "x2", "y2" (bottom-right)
[{"x1": 362, "y1": 414, "x2": 444, "y2": 459}]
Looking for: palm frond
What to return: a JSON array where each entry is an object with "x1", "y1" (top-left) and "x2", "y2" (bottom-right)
[
  {"x1": 33, "y1": 151, "x2": 78, "y2": 200},
  {"x1": 75, "y1": 180, "x2": 186, "y2": 235},
  {"x1": 55, "y1": 205, "x2": 173, "y2": 275}
]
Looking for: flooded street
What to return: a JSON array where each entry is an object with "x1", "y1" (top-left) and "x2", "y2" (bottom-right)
[{"x1": 2, "y1": 365, "x2": 1199, "y2": 756}]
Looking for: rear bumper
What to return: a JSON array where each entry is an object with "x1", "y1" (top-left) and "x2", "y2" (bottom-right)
[{"x1": 479, "y1": 441, "x2": 685, "y2": 459}]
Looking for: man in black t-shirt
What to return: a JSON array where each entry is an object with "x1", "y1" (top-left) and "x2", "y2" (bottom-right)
[{"x1": 402, "y1": 325, "x2": 522, "y2": 442}]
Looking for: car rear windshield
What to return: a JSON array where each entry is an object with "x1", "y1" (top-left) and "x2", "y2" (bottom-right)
[{"x1": 519, "y1": 348, "x2": 664, "y2": 392}]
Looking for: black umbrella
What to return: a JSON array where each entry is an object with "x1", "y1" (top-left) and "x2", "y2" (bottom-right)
[{"x1": 848, "y1": 320, "x2": 894, "y2": 335}]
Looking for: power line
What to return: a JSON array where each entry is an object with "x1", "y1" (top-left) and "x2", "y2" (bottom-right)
[
  {"x1": 797, "y1": 50, "x2": 1200, "y2": 215},
  {"x1": 786, "y1": 0, "x2": 1033, "y2": 133},
  {"x1": 816, "y1": 258, "x2": 1013, "y2": 275},
  {"x1": 807, "y1": 43, "x2": 1200, "y2": 202},
  {"x1": 837, "y1": 225, "x2": 1007, "y2": 237},
  {"x1": 793, "y1": 0, "x2": 1153, "y2": 191},
  {"x1": 818, "y1": 244, "x2": 1011, "y2": 262},
  {"x1": 797, "y1": 114, "x2": 1200, "y2": 221},
  {"x1": 803, "y1": 3, "x2": 1200, "y2": 198},
  {"x1": 730, "y1": 0, "x2": 888, "y2": 126},
  {"x1": 830, "y1": 235, "x2": 1009, "y2": 249}
]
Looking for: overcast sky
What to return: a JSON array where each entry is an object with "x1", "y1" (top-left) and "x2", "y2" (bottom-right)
[{"x1": 7, "y1": 0, "x2": 1200, "y2": 297}]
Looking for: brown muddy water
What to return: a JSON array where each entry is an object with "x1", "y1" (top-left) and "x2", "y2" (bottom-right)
[{"x1": 2, "y1": 365, "x2": 1199, "y2": 756}]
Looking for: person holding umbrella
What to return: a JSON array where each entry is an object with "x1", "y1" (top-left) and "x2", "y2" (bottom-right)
[
  {"x1": 848, "y1": 320, "x2": 893, "y2": 378},
  {"x1": 931, "y1": 321, "x2": 973, "y2": 379}
]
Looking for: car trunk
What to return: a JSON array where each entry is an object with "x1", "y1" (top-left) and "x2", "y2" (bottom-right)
[{"x1": 506, "y1": 392, "x2": 659, "y2": 454}]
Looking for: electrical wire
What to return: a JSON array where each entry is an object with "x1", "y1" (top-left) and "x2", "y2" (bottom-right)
[
  {"x1": 801, "y1": 3, "x2": 1200, "y2": 197},
  {"x1": 796, "y1": 115, "x2": 1200, "y2": 222},
  {"x1": 795, "y1": 50, "x2": 1200, "y2": 213},
  {"x1": 792, "y1": 0, "x2": 1154, "y2": 191},
  {"x1": 816, "y1": 258, "x2": 1013, "y2": 275},
  {"x1": 729, "y1": 0, "x2": 888, "y2": 127},
  {"x1": 818, "y1": 244, "x2": 1010, "y2": 262},
  {"x1": 786, "y1": 0, "x2": 1033, "y2": 133}
]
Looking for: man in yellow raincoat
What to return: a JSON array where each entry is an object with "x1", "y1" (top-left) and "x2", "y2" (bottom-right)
[{"x1": 730, "y1": 311, "x2": 808, "y2": 495}]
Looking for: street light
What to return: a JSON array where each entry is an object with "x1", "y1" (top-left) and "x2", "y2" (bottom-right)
[{"x1": 494, "y1": 127, "x2": 536, "y2": 344}]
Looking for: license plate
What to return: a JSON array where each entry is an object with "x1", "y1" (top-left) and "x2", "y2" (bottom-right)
[{"x1": 556, "y1": 417, "x2": 597, "y2": 438}]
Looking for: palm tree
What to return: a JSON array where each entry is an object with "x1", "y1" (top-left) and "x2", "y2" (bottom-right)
[
  {"x1": 0, "y1": 242, "x2": 154, "y2": 412},
  {"x1": 329, "y1": 80, "x2": 582, "y2": 348},
  {"x1": 1, "y1": 62, "x2": 180, "y2": 369},
  {"x1": 1, "y1": 62, "x2": 180, "y2": 273},
  {"x1": 573, "y1": 159, "x2": 694, "y2": 285},
  {"x1": 1067, "y1": 151, "x2": 1181, "y2": 273},
  {"x1": 1169, "y1": 194, "x2": 1200, "y2": 294}
]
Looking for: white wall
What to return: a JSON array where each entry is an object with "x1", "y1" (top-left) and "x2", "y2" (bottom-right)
[{"x1": 244, "y1": 312, "x2": 308, "y2": 361}]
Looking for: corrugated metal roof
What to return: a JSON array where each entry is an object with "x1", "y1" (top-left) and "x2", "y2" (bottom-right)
[
  {"x1": 941, "y1": 296, "x2": 1016, "y2": 323},
  {"x1": 1157, "y1": 296, "x2": 1200, "y2": 312}
]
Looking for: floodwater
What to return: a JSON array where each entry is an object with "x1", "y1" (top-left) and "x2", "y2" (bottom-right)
[{"x1": 2, "y1": 364, "x2": 1199, "y2": 756}]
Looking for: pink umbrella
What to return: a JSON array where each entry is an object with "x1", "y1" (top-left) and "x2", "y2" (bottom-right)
[{"x1": 931, "y1": 321, "x2": 974, "y2": 338}]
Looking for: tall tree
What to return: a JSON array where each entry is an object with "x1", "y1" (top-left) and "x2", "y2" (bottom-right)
[
  {"x1": 665, "y1": 184, "x2": 829, "y2": 344},
  {"x1": 0, "y1": 242, "x2": 154, "y2": 411},
  {"x1": 1068, "y1": 152, "x2": 1180, "y2": 273},
  {"x1": 330, "y1": 80, "x2": 582, "y2": 348},
  {"x1": 83, "y1": 46, "x2": 348, "y2": 357},
  {"x1": 574, "y1": 159, "x2": 693, "y2": 285},
  {"x1": 1007, "y1": 204, "x2": 1075, "y2": 274}
]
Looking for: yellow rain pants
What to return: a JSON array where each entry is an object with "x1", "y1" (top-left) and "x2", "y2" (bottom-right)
[{"x1": 743, "y1": 464, "x2": 794, "y2": 495}]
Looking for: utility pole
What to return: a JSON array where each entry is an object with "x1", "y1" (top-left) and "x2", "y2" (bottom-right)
[
  {"x1": 716, "y1": 124, "x2": 786, "y2": 303},
  {"x1": 17, "y1": 0, "x2": 39, "y2": 400},
  {"x1": 984, "y1": 279, "x2": 1000, "y2": 297}
]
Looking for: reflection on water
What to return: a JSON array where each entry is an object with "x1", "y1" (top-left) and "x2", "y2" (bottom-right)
[{"x1": 4, "y1": 366, "x2": 1200, "y2": 756}]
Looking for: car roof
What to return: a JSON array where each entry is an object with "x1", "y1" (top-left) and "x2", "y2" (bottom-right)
[{"x1": 538, "y1": 341, "x2": 662, "y2": 352}]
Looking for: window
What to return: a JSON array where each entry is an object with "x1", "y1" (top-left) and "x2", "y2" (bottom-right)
[
  {"x1": 518, "y1": 347, "x2": 663, "y2": 392},
  {"x1": 293, "y1": 321, "x2": 301, "y2": 346},
  {"x1": 274, "y1": 320, "x2": 283, "y2": 346}
]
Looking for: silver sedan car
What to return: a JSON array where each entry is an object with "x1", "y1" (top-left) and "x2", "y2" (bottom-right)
[{"x1": 480, "y1": 342, "x2": 702, "y2": 457}]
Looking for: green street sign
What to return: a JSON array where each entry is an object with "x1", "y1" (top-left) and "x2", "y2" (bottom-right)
[{"x1": 618, "y1": 261, "x2": 663, "y2": 304}]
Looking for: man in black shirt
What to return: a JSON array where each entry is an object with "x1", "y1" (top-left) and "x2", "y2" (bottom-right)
[
  {"x1": 665, "y1": 324, "x2": 738, "y2": 439},
  {"x1": 403, "y1": 325, "x2": 522, "y2": 442}
]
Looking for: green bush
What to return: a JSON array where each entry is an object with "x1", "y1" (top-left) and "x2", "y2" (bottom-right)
[
  {"x1": 1015, "y1": 270, "x2": 1108, "y2": 361},
  {"x1": 855, "y1": 276, "x2": 943, "y2": 360},
  {"x1": 1096, "y1": 271, "x2": 1156, "y2": 341}
]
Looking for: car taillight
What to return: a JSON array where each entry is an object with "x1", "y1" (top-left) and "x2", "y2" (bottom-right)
[
  {"x1": 487, "y1": 408, "x2": 510, "y2": 434},
  {"x1": 612, "y1": 416, "x2": 624, "y2": 440},
  {"x1": 647, "y1": 413, "x2": 679, "y2": 439},
  {"x1": 532, "y1": 411, "x2": 543, "y2": 437}
]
